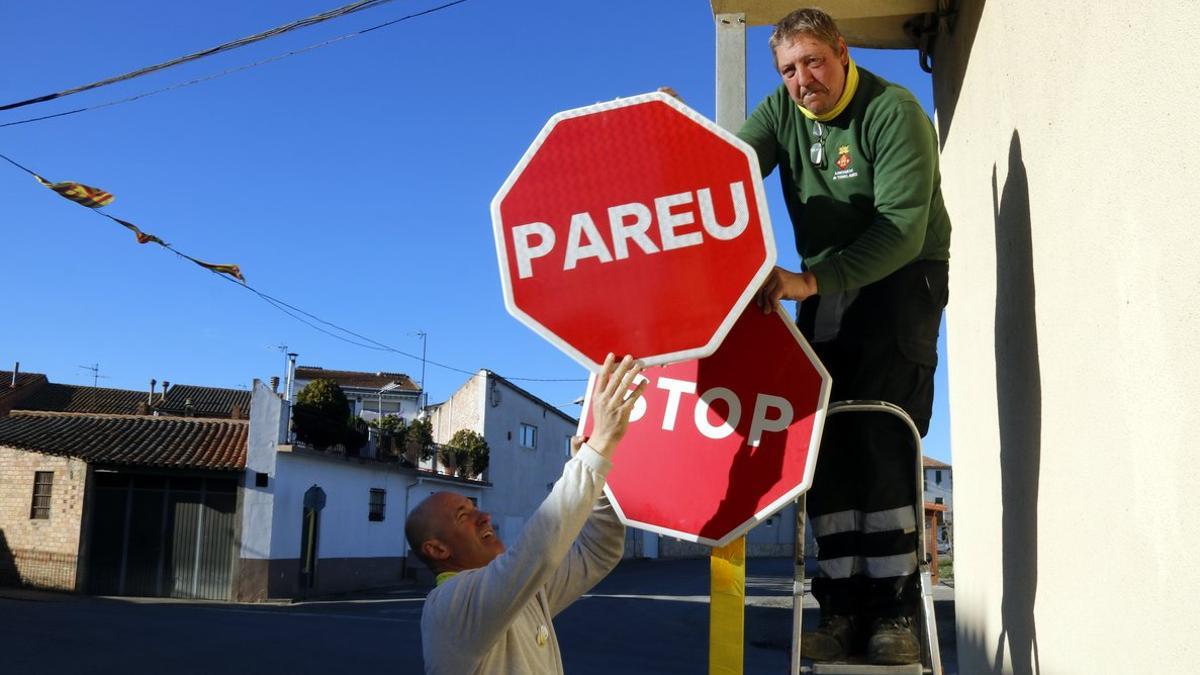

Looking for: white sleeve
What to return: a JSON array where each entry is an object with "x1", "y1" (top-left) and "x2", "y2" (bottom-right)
[
  {"x1": 423, "y1": 444, "x2": 612, "y2": 649},
  {"x1": 543, "y1": 490, "x2": 625, "y2": 616}
]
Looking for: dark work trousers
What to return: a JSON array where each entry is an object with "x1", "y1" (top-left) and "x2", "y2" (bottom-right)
[{"x1": 798, "y1": 260, "x2": 948, "y2": 620}]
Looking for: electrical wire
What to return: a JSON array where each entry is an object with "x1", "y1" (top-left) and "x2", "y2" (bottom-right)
[
  {"x1": 0, "y1": 0, "x2": 458, "y2": 113},
  {"x1": 0, "y1": 0, "x2": 470, "y2": 129}
]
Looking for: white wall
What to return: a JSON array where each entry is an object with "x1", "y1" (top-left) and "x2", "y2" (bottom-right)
[
  {"x1": 932, "y1": 1, "x2": 1200, "y2": 672},
  {"x1": 241, "y1": 379, "x2": 480, "y2": 563},
  {"x1": 271, "y1": 452, "x2": 425, "y2": 559},
  {"x1": 481, "y1": 374, "x2": 579, "y2": 545},
  {"x1": 240, "y1": 380, "x2": 285, "y2": 560}
]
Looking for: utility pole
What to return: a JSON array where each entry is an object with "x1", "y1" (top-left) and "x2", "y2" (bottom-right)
[
  {"x1": 270, "y1": 344, "x2": 289, "y2": 388},
  {"x1": 416, "y1": 331, "x2": 428, "y2": 409}
]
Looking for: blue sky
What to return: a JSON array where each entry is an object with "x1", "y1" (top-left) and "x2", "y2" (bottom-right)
[{"x1": 2, "y1": 1, "x2": 950, "y2": 462}]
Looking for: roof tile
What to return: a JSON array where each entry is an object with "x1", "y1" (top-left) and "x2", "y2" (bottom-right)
[{"x1": 0, "y1": 411, "x2": 247, "y2": 470}]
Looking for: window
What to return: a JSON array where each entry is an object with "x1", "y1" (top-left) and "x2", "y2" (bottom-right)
[
  {"x1": 935, "y1": 470, "x2": 943, "y2": 485},
  {"x1": 519, "y1": 423, "x2": 538, "y2": 449},
  {"x1": 30, "y1": 471, "x2": 53, "y2": 519},
  {"x1": 564, "y1": 436, "x2": 574, "y2": 458},
  {"x1": 368, "y1": 488, "x2": 386, "y2": 522}
]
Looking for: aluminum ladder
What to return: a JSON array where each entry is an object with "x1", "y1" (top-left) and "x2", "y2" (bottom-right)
[{"x1": 791, "y1": 400, "x2": 943, "y2": 675}]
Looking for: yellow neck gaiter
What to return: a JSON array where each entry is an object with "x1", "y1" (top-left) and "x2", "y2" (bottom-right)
[
  {"x1": 436, "y1": 571, "x2": 458, "y2": 586},
  {"x1": 797, "y1": 56, "x2": 859, "y2": 122}
]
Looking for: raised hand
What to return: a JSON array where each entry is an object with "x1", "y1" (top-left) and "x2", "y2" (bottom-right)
[{"x1": 586, "y1": 354, "x2": 647, "y2": 459}]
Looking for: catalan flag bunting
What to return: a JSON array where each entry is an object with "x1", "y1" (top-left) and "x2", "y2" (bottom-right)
[
  {"x1": 191, "y1": 259, "x2": 246, "y2": 283},
  {"x1": 34, "y1": 174, "x2": 114, "y2": 208},
  {"x1": 113, "y1": 218, "x2": 166, "y2": 246},
  {"x1": 7, "y1": 154, "x2": 245, "y2": 284}
]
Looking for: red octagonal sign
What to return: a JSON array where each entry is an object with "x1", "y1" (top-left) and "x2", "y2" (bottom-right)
[
  {"x1": 492, "y1": 92, "x2": 776, "y2": 370},
  {"x1": 578, "y1": 306, "x2": 831, "y2": 547}
]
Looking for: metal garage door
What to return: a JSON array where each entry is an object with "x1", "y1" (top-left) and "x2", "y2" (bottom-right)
[{"x1": 88, "y1": 472, "x2": 237, "y2": 600}]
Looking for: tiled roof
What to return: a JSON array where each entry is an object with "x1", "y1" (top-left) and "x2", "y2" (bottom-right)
[
  {"x1": 16, "y1": 383, "x2": 149, "y2": 415},
  {"x1": 0, "y1": 411, "x2": 246, "y2": 470},
  {"x1": 923, "y1": 456, "x2": 951, "y2": 469},
  {"x1": 159, "y1": 384, "x2": 251, "y2": 419},
  {"x1": 295, "y1": 366, "x2": 420, "y2": 392},
  {"x1": 0, "y1": 370, "x2": 48, "y2": 409}
]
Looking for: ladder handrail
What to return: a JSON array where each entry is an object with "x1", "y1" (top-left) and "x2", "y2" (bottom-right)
[{"x1": 792, "y1": 400, "x2": 943, "y2": 675}]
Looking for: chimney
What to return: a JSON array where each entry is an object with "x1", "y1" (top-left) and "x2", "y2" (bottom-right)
[
  {"x1": 285, "y1": 353, "x2": 298, "y2": 402},
  {"x1": 184, "y1": 397, "x2": 194, "y2": 417},
  {"x1": 148, "y1": 379, "x2": 157, "y2": 405},
  {"x1": 270, "y1": 376, "x2": 280, "y2": 393},
  {"x1": 10, "y1": 362, "x2": 18, "y2": 388},
  {"x1": 161, "y1": 381, "x2": 170, "y2": 403},
  {"x1": 231, "y1": 404, "x2": 243, "y2": 420}
]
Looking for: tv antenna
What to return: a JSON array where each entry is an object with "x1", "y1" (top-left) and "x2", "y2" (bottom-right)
[{"x1": 78, "y1": 363, "x2": 110, "y2": 387}]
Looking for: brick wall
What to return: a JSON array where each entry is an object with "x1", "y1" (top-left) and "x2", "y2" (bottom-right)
[{"x1": 0, "y1": 446, "x2": 88, "y2": 590}]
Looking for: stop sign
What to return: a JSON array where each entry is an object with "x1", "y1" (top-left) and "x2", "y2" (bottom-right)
[
  {"x1": 491, "y1": 92, "x2": 775, "y2": 370},
  {"x1": 578, "y1": 306, "x2": 831, "y2": 547}
]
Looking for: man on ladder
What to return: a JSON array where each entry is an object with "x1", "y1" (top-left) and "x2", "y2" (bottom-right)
[{"x1": 741, "y1": 7, "x2": 951, "y2": 666}]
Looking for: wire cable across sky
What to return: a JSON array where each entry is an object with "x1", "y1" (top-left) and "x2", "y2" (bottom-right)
[{"x1": 0, "y1": 0, "x2": 466, "y2": 114}]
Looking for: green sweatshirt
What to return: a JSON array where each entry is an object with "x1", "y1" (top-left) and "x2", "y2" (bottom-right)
[{"x1": 737, "y1": 66, "x2": 951, "y2": 294}]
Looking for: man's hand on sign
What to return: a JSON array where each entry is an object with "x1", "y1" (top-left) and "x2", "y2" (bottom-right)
[
  {"x1": 587, "y1": 354, "x2": 647, "y2": 459},
  {"x1": 755, "y1": 266, "x2": 819, "y2": 313}
]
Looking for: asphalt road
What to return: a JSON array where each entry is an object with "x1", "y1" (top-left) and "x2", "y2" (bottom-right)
[{"x1": 0, "y1": 557, "x2": 956, "y2": 674}]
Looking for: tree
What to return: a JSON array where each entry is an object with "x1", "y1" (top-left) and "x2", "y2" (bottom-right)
[
  {"x1": 292, "y1": 379, "x2": 366, "y2": 454},
  {"x1": 447, "y1": 429, "x2": 490, "y2": 480},
  {"x1": 405, "y1": 417, "x2": 435, "y2": 463},
  {"x1": 369, "y1": 415, "x2": 407, "y2": 462}
]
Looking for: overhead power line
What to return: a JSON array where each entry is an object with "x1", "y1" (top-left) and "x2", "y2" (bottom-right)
[
  {"x1": 3, "y1": 0, "x2": 468, "y2": 128},
  {"x1": 0, "y1": 0, "x2": 405, "y2": 113}
]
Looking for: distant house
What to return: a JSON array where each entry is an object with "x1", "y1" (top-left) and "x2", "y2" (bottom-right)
[
  {"x1": 923, "y1": 455, "x2": 953, "y2": 551},
  {"x1": 157, "y1": 383, "x2": 251, "y2": 419},
  {"x1": 0, "y1": 367, "x2": 47, "y2": 416},
  {"x1": 293, "y1": 366, "x2": 422, "y2": 422},
  {"x1": 425, "y1": 370, "x2": 577, "y2": 552},
  {"x1": 0, "y1": 369, "x2": 463, "y2": 601},
  {"x1": 237, "y1": 380, "x2": 482, "y2": 599},
  {"x1": 0, "y1": 393, "x2": 247, "y2": 597},
  {"x1": 14, "y1": 382, "x2": 148, "y2": 415}
]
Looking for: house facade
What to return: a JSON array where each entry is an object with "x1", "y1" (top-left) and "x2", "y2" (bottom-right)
[
  {"x1": 236, "y1": 380, "x2": 484, "y2": 598},
  {"x1": 426, "y1": 370, "x2": 575, "y2": 548},
  {"x1": 0, "y1": 374, "x2": 248, "y2": 599},
  {"x1": 292, "y1": 366, "x2": 422, "y2": 422}
]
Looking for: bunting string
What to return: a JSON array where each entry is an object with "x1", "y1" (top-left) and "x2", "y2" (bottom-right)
[
  {"x1": 1, "y1": 150, "x2": 585, "y2": 383},
  {"x1": 4, "y1": 151, "x2": 244, "y2": 283}
]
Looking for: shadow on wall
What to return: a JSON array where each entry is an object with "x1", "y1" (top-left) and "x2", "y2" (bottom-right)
[{"x1": 990, "y1": 130, "x2": 1042, "y2": 675}]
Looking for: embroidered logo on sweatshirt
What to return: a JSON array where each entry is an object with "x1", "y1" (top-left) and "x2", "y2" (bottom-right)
[{"x1": 833, "y1": 145, "x2": 858, "y2": 181}]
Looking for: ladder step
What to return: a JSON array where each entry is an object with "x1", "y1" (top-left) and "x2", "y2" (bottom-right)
[{"x1": 810, "y1": 663, "x2": 924, "y2": 675}]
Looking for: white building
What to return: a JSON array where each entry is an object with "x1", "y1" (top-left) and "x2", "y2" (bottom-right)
[
  {"x1": 292, "y1": 366, "x2": 423, "y2": 422},
  {"x1": 426, "y1": 370, "x2": 578, "y2": 549},
  {"x1": 237, "y1": 380, "x2": 483, "y2": 598}
]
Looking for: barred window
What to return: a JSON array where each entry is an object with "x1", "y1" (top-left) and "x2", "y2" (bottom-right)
[
  {"x1": 368, "y1": 488, "x2": 386, "y2": 522},
  {"x1": 30, "y1": 471, "x2": 53, "y2": 520}
]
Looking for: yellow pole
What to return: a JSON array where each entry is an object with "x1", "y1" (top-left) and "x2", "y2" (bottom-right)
[{"x1": 709, "y1": 535, "x2": 746, "y2": 675}]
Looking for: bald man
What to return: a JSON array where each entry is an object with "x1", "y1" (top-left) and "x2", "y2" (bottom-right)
[{"x1": 406, "y1": 354, "x2": 646, "y2": 674}]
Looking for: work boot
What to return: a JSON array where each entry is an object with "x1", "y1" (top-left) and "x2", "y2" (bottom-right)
[
  {"x1": 801, "y1": 614, "x2": 857, "y2": 662},
  {"x1": 867, "y1": 616, "x2": 921, "y2": 665}
]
